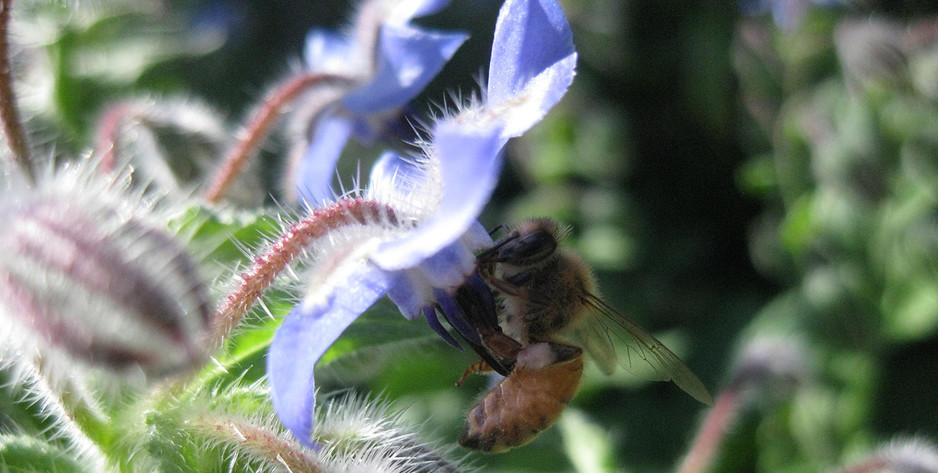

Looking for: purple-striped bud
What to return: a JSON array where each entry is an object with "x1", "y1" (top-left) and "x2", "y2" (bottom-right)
[{"x1": 0, "y1": 166, "x2": 211, "y2": 379}]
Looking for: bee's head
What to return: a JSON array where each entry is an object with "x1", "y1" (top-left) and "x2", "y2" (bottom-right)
[{"x1": 480, "y1": 218, "x2": 570, "y2": 267}]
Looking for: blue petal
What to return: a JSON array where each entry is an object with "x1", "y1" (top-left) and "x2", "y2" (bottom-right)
[
  {"x1": 366, "y1": 151, "x2": 430, "y2": 209},
  {"x1": 384, "y1": 237, "x2": 479, "y2": 318},
  {"x1": 424, "y1": 306, "x2": 462, "y2": 349},
  {"x1": 267, "y1": 265, "x2": 394, "y2": 445},
  {"x1": 463, "y1": 273, "x2": 499, "y2": 329},
  {"x1": 371, "y1": 120, "x2": 504, "y2": 270},
  {"x1": 388, "y1": 0, "x2": 454, "y2": 24},
  {"x1": 304, "y1": 29, "x2": 356, "y2": 74},
  {"x1": 294, "y1": 114, "x2": 353, "y2": 204},
  {"x1": 486, "y1": 0, "x2": 577, "y2": 138},
  {"x1": 386, "y1": 275, "x2": 428, "y2": 320},
  {"x1": 343, "y1": 24, "x2": 468, "y2": 114},
  {"x1": 415, "y1": 239, "x2": 476, "y2": 287},
  {"x1": 435, "y1": 289, "x2": 482, "y2": 346}
]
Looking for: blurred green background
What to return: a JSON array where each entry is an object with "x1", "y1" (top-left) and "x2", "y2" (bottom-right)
[{"x1": 17, "y1": 0, "x2": 938, "y2": 471}]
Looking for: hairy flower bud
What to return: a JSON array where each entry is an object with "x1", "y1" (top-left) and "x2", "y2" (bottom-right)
[
  {"x1": 835, "y1": 438, "x2": 938, "y2": 473},
  {"x1": 0, "y1": 165, "x2": 211, "y2": 379}
]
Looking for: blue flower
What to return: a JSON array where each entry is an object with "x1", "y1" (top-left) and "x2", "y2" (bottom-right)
[
  {"x1": 268, "y1": 0, "x2": 577, "y2": 446},
  {"x1": 289, "y1": 0, "x2": 468, "y2": 204}
]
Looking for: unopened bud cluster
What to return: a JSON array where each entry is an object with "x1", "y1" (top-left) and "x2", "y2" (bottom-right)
[{"x1": 0, "y1": 165, "x2": 211, "y2": 379}]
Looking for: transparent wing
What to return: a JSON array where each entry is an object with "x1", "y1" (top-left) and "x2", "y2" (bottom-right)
[
  {"x1": 572, "y1": 318, "x2": 617, "y2": 375},
  {"x1": 573, "y1": 294, "x2": 713, "y2": 405}
]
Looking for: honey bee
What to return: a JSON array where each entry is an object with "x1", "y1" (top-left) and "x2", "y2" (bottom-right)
[
  {"x1": 457, "y1": 218, "x2": 712, "y2": 453},
  {"x1": 459, "y1": 341, "x2": 583, "y2": 452}
]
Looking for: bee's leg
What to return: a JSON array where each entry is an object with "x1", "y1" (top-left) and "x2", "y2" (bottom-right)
[
  {"x1": 479, "y1": 327, "x2": 523, "y2": 366},
  {"x1": 455, "y1": 359, "x2": 494, "y2": 386}
]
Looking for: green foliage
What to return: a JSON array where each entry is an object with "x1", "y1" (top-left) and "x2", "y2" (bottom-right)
[
  {"x1": 0, "y1": 435, "x2": 93, "y2": 473},
  {"x1": 3, "y1": 1, "x2": 938, "y2": 472}
]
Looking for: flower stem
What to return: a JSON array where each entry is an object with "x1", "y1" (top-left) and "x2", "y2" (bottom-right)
[
  {"x1": 832, "y1": 457, "x2": 890, "y2": 473},
  {"x1": 192, "y1": 414, "x2": 323, "y2": 472},
  {"x1": 92, "y1": 102, "x2": 141, "y2": 173},
  {"x1": 206, "y1": 198, "x2": 396, "y2": 349},
  {"x1": 0, "y1": 0, "x2": 34, "y2": 182},
  {"x1": 677, "y1": 384, "x2": 742, "y2": 473},
  {"x1": 202, "y1": 72, "x2": 354, "y2": 204}
]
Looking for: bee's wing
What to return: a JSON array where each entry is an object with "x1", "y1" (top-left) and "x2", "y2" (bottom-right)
[
  {"x1": 572, "y1": 319, "x2": 617, "y2": 375},
  {"x1": 577, "y1": 294, "x2": 713, "y2": 405}
]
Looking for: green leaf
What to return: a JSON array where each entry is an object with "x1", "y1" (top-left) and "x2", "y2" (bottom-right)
[
  {"x1": 187, "y1": 309, "x2": 282, "y2": 391},
  {"x1": 171, "y1": 204, "x2": 288, "y2": 390},
  {"x1": 559, "y1": 409, "x2": 620, "y2": 473},
  {"x1": 882, "y1": 281, "x2": 938, "y2": 342},
  {"x1": 169, "y1": 204, "x2": 281, "y2": 271},
  {"x1": 779, "y1": 195, "x2": 815, "y2": 256},
  {"x1": 0, "y1": 434, "x2": 93, "y2": 473},
  {"x1": 317, "y1": 300, "x2": 443, "y2": 385}
]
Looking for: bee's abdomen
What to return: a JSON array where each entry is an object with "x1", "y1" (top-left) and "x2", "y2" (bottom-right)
[{"x1": 459, "y1": 344, "x2": 584, "y2": 453}]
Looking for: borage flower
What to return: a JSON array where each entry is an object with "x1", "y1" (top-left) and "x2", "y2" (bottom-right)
[
  {"x1": 286, "y1": 0, "x2": 468, "y2": 204},
  {"x1": 268, "y1": 0, "x2": 577, "y2": 446}
]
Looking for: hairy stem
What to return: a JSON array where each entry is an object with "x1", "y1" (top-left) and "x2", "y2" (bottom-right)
[
  {"x1": 7, "y1": 362, "x2": 109, "y2": 470},
  {"x1": 92, "y1": 102, "x2": 141, "y2": 173},
  {"x1": 0, "y1": 0, "x2": 33, "y2": 182},
  {"x1": 206, "y1": 198, "x2": 396, "y2": 349},
  {"x1": 202, "y1": 72, "x2": 354, "y2": 204},
  {"x1": 192, "y1": 414, "x2": 323, "y2": 472}
]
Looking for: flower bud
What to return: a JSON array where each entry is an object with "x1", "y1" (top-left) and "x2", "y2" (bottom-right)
[
  {"x1": 0, "y1": 165, "x2": 211, "y2": 379},
  {"x1": 834, "y1": 438, "x2": 938, "y2": 473},
  {"x1": 728, "y1": 336, "x2": 807, "y2": 395},
  {"x1": 835, "y1": 18, "x2": 908, "y2": 91}
]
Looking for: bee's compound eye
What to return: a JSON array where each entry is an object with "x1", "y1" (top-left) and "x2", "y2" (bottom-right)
[{"x1": 497, "y1": 230, "x2": 557, "y2": 266}]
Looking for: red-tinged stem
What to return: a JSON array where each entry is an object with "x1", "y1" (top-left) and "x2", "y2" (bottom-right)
[
  {"x1": 92, "y1": 102, "x2": 141, "y2": 173},
  {"x1": 202, "y1": 72, "x2": 354, "y2": 204},
  {"x1": 206, "y1": 198, "x2": 396, "y2": 349},
  {"x1": 677, "y1": 385, "x2": 742, "y2": 473},
  {"x1": 832, "y1": 457, "x2": 890, "y2": 473},
  {"x1": 0, "y1": 0, "x2": 33, "y2": 182},
  {"x1": 193, "y1": 415, "x2": 323, "y2": 472}
]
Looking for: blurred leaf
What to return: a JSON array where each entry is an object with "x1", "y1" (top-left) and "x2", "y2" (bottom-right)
[
  {"x1": 504, "y1": 183, "x2": 579, "y2": 224},
  {"x1": 738, "y1": 153, "x2": 780, "y2": 196},
  {"x1": 882, "y1": 281, "x2": 938, "y2": 342},
  {"x1": 779, "y1": 195, "x2": 815, "y2": 256},
  {"x1": 0, "y1": 434, "x2": 93, "y2": 473},
  {"x1": 169, "y1": 204, "x2": 281, "y2": 271},
  {"x1": 577, "y1": 223, "x2": 638, "y2": 271},
  {"x1": 559, "y1": 408, "x2": 620, "y2": 473}
]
